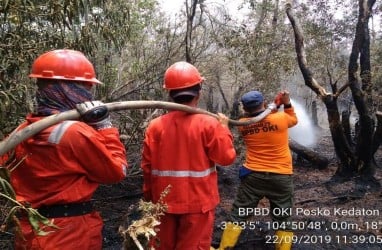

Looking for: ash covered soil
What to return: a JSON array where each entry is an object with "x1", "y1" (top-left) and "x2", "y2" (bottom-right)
[
  {"x1": 212, "y1": 129, "x2": 382, "y2": 250},
  {"x1": 1, "y1": 129, "x2": 381, "y2": 250}
]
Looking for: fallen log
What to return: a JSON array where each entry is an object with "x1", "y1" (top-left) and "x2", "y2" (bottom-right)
[
  {"x1": 289, "y1": 139, "x2": 329, "y2": 169},
  {"x1": 0, "y1": 100, "x2": 276, "y2": 156}
]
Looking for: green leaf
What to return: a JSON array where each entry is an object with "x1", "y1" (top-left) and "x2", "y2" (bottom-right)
[{"x1": 0, "y1": 175, "x2": 16, "y2": 199}]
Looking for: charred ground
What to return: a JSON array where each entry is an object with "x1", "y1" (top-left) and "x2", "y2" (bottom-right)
[
  {"x1": 1, "y1": 128, "x2": 381, "y2": 250},
  {"x1": 211, "y1": 129, "x2": 382, "y2": 250},
  {"x1": 99, "y1": 128, "x2": 382, "y2": 250}
]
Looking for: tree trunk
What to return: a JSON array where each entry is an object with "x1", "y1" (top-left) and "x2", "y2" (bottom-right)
[
  {"x1": 372, "y1": 111, "x2": 382, "y2": 157},
  {"x1": 215, "y1": 72, "x2": 230, "y2": 112},
  {"x1": 347, "y1": 0, "x2": 376, "y2": 178},
  {"x1": 311, "y1": 100, "x2": 318, "y2": 126},
  {"x1": 230, "y1": 85, "x2": 244, "y2": 120},
  {"x1": 341, "y1": 109, "x2": 353, "y2": 146},
  {"x1": 323, "y1": 97, "x2": 356, "y2": 176},
  {"x1": 185, "y1": 0, "x2": 198, "y2": 63}
]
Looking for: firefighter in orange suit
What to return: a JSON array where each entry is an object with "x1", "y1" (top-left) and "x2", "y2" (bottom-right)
[
  {"x1": 141, "y1": 61, "x2": 236, "y2": 250},
  {"x1": 215, "y1": 90, "x2": 298, "y2": 250},
  {"x1": 0, "y1": 49, "x2": 127, "y2": 249}
]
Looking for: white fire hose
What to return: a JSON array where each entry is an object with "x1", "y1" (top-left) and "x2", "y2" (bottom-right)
[{"x1": 0, "y1": 100, "x2": 276, "y2": 156}]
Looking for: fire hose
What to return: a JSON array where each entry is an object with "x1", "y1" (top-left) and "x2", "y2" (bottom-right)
[{"x1": 0, "y1": 100, "x2": 277, "y2": 156}]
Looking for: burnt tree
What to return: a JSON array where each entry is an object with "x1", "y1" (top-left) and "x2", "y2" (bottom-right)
[
  {"x1": 185, "y1": 0, "x2": 199, "y2": 63},
  {"x1": 286, "y1": 0, "x2": 379, "y2": 182}
]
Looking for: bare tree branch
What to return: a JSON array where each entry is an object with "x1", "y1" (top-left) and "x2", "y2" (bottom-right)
[
  {"x1": 185, "y1": 0, "x2": 198, "y2": 62},
  {"x1": 285, "y1": 3, "x2": 329, "y2": 98}
]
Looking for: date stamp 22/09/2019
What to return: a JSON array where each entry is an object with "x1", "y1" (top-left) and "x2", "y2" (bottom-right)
[{"x1": 265, "y1": 234, "x2": 382, "y2": 245}]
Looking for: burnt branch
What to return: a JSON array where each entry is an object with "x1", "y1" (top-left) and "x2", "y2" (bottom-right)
[
  {"x1": 285, "y1": 3, "x2": 328, "y2": 98},
  {"x1": 335, "y1": 82, "x2": 350, "y2": 98},
  {"x1": 289, "y1": 139, "x2": 329, "y2": 169}
]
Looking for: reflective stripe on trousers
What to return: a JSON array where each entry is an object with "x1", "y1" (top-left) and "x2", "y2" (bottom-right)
[{"x1": 151, "y1": 166, "x2": 216, "y2": 177}]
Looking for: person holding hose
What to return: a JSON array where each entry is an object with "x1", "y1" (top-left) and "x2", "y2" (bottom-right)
[
  {"x1": 1, "y1": 49, "x2": 128, "y2": 249},
  {"x1": 141, "y1": 61, "x2": 236, "y2": 250},
  {"x1": 215, "y1": 90, "x2": 298, "y2": 250}
]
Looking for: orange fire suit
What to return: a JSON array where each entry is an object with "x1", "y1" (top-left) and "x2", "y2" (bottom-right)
[
  {"x1": 141, "y1": 111, "x2": 236, "y2": 249},
  {"x1": 1, "y1": 114, "x2": 127, "y2": 250}
]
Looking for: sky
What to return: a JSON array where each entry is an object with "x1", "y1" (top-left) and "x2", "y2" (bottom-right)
[
  {"x1": 159, "y1": 0, "x2": 380, "y2": 28},
  {"x1": 158, "y1": 0, "x2": 250, "y2": 19},
  {"x1": 158, "y1": 0, "x2": 185, "y2": 14}
]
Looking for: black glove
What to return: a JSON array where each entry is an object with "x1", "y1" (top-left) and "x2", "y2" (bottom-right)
[{"x1": 76, "y1": 101, "x2": 112, "y2": 130}]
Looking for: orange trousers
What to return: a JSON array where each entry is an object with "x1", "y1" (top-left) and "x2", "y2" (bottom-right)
[
  {"x1": 156, "y1": 210, "x2": 215, "y2": 250},
  {"x1": 15, "y1": 212, "x2": 103, "y2": 250}
]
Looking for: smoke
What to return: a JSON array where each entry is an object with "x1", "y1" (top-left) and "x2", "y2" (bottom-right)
[{"x1": 288, "y1": 99, "x2": 316, "y2": 147}]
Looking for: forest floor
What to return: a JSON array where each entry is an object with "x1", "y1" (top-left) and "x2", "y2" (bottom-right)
[
  {"x1": 1, "y1": 128, "x2": 381, "y2": 250},
  {"x1": 212, "y1": 132, "x2": 382, "y2": 250},
  {"x1": 98, "y1": 127, "x2": 382, "y2": 250}
]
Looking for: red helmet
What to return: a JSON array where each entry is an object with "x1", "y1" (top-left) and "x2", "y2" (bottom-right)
[
  {"x1": 29, "y1": 49, "x2": 101, "y2": 84},
  {"x1": 163, "y1": 61, "x2": 204, "y2": 90}
]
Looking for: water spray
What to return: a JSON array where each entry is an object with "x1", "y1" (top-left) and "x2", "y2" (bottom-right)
[{"x1": 288, "y1": 99, "x2": 317, "y2": 147}]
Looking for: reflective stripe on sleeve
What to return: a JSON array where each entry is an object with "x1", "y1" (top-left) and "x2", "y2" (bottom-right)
[
  {"x1": 151, "y1": 166, "x2": 216, "y2": 177},
  {"x1": 48, "y1": 121, "x2": 77, "y2": 144}
]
